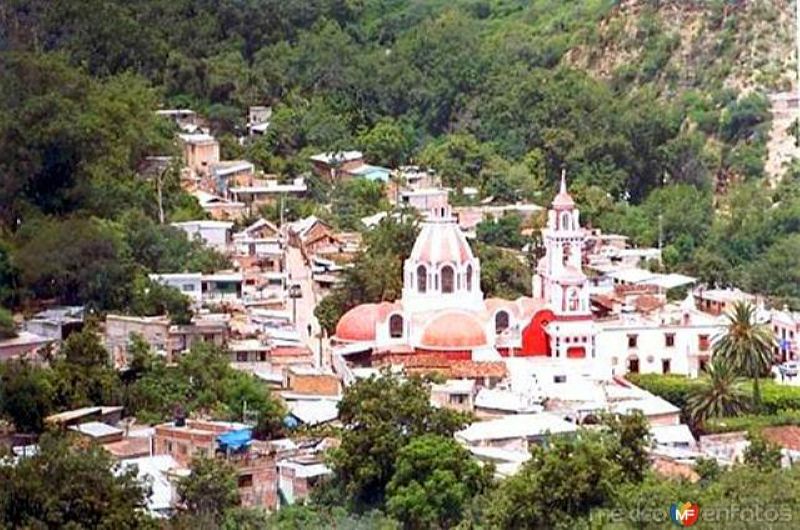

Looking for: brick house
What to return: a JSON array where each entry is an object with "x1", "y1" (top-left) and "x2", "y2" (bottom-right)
[{"x1": 153, "y1": 420, "x2": 278, "y2": 510}]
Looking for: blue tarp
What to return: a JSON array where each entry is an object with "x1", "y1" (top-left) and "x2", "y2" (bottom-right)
[{"x1": 216, "y1": 428, "x2": 252, "y2": 451}]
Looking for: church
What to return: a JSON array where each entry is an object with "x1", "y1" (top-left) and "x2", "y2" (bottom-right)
[{"x1": 332, "y1": 176, "x2": 722, "y2": 379}]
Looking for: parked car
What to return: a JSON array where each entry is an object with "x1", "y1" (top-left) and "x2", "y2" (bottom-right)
[{"x1": 779, "y1": 361, "x2": 799, "y2": 377}]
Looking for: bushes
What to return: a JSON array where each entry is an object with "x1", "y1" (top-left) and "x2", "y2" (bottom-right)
[
  {"x1": 625, "y1": 373, "x2": 701, "y2": 410},
  {"x1": 703, "y1": 410, "x2": 800, "y2": 434},
  {"x1": 629, "y1": 373, "x2": 800, "y2": 431}
]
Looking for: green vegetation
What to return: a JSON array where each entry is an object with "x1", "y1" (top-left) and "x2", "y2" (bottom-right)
[
  {"x1": 0, "y1": 434, "x2": 153, "y2": 529},
  {"x1": 2, "y1": 0, "x2": 797, "y2": 315}
]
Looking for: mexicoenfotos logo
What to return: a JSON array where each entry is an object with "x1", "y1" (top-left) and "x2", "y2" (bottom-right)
[{"x1": 670, "y1": 502, "x2": 700, "y2": 527}]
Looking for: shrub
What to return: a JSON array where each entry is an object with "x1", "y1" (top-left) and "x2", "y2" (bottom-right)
[
  {"x1": 625, "y1": 373, "x2": 701, "y2": 410},
  {"x1": 703, "y1": 410, "x2": 800, "y2": 434}
]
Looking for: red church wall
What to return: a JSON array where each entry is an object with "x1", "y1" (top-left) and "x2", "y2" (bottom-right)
[
  {"x1": 520, "y1": 309, "x2": 554, "y2": 356},
  {"x1": 566, "y1": 346, "x2": 586, "y2": 359}
]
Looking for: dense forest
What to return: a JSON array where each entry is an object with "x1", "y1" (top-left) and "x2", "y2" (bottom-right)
[{"x1": 1, "y1": 0, "x2": 799, "y2": 316}]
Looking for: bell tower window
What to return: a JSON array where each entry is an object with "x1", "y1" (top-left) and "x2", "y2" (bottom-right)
[
  {"x1": 417, "y1": 265, "x2": 427, "y2": 293},
  {"x1": 441, "y1": 265, "x2": 454, "y2": 294},
  {"x1": 495, "y1": 311, "x2": 510, "y2": 334},
  {"x1": 466, "y1": 264, "x2": 473, "y2": 291},
  {"x1": 569, "y1": 290, "x2": 580, "y2": 312},
  {"x1": 561, "y1": 212, "x2": 571, "y2": 231}
]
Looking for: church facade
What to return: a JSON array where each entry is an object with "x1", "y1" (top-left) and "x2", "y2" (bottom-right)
[{"x1": 332, "y1": 176, "x2": 723, "y2": 378}]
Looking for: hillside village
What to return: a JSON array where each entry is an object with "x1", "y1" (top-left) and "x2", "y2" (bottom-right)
[{"x1": 2, "y1": 0, "x2": 800, "y2": 527}]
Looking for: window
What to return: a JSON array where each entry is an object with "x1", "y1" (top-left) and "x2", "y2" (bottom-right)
[
  {"x1": 561, "y1": 212, "x2": 571, "y2": 231},
  {"x1": 236, "y1": 351, "x2": 248, "y2": 362},
  {"x1": 662, "y1": 359, "x2": 671, "y2": 374},
  {"x1": 466, "y1": 265, "x2": 473, "y2": 291},
  {"x1": 166, "y1": 441, "x2": 173, "y2": 453},
  {"x1": 698, "y1": 335, "x2": 710, "y2": 351},
  {"x1": 259, "y1": 352, "x2": 267, "y2": 362},
  {"x1": 416, "y1": 265, "x2": 427, "y2": 293},
  {"x1": 182, "y1": 284, "x2": 196, "y2": 292},
  {"x1": 553, "y1": 375, "x2": 567, "y2": 383},
  {"x1": 441, "y1": 265, "x2": 454, "y2": 293},
  {"x1": 665, "y1": 333, "x2": 675, "y2": 347},
  {"x1": 389, "y1": 314, "x2": 403, "y2": 338},
  {"x1": 178, "y1": 443, "x2": 188, "y2": 455},
  {"x1": 627, "y1": 357, "x2": 640, "y2": 374},
  {"x1": 569, "y1": 290, "x2": 580, "y2": 311},
  {"x1": 628, "y1": 334, "x2": 638, "y2": 348},
  {"x1": 562, "y1": 243, "x2": 571, "y2": 265},
  {"x1": 238, "y1": 474, "x2": 253, "y2": 488},
  {"x1": 495, "y1": 311, "x2": 510, "y2": 334},
  {"x1": 449, "y1": 394, "x2": 467, "y2": 405}
]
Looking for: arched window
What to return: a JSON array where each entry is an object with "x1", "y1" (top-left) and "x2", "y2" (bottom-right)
[
  {"x1": 495, "y1": 311, "x2": 510, "y2": 334},
  {"x1": 416, "y1": 265, "x2": 427, "y2": 293},
  {"x1": 389, "y1": 314, "x2": 403, "y2": 338},
  {"x1": 561, "y1": 212, "x2": 571, "y2": 231},
  {"x1": 466, "y1": 264, "x2": 473, "y2": 291},
  {"x1": 441, "y1": 265, "x2": 454, "y2": 293},
  {"x1": 562, "y1": 243, "x2": 571, "y2": 266}
]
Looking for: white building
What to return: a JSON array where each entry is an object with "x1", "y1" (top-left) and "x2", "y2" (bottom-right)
[
  {"x1": 149, "y1": 272, "x2": 243, "y2": 305},
  {"x1": 171, "y1": 220, "x2": 233, "y2": 252},
  {"x1": 595, "y1": 298, "x2": 722, "y2": 377}
]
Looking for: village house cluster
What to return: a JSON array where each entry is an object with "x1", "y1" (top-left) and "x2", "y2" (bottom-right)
[{"x1": 2, "y1": 107, "x2": 800, "y2": 516}]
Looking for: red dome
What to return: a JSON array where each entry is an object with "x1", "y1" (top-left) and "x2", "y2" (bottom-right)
[
  {"x1": 420, "y1": 311, "x2": 488, "y2": 350},
  {"x1": 335, "y1": 302, "x2": 398, "y2": 342}
]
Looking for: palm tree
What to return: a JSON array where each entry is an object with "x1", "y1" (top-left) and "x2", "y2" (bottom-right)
[
  {"x1": 687, "y1": 358, "x2": 750, "y2": 426},
  {"x1": 712, "y1": 301, "x2": 775, "y2": 410}
]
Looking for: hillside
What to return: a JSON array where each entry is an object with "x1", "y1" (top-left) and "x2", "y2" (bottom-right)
[
  {"x1": 1, "y1": 0, "x2": 800, "y2": 311},
  {"x1": 566, "y1": 0, "x2": 795, "y2": 94}
]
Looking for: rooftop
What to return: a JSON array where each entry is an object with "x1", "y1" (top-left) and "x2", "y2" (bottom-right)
[
  {"x1": 455, "y1": 413, "x2": 577, "y2": 444},
  {"x1": 309, "y1": 151, "x2": 363, "y2": 164},
  {"x1": 68, "y1": 421, "x2": 124, "y2": 439}
]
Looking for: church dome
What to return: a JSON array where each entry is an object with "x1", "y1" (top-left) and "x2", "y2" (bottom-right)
[
  {"x1": 408, "y1": 220, "x2": 474, "y2": 267},
  {"x1": 335, "y1": 302, "x2": 398, "y2": 342},
  {"x1": 420, "y1": 311, "x2": 488, "y2": 349}
]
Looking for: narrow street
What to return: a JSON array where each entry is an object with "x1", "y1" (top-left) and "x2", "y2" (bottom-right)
[{"x1": 285, "y1": 246, "x2": 325, "y2": 366}]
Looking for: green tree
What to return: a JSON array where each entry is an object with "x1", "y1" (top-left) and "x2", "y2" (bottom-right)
[
  {"x1": 177, "y1": 457, "x2": 240, "y2": 524},
  {"x1": 476, "y1": 214, "x2": 524, "y2": 249},
  {"x1": 0, "y1": 307, "x2": 16, "y2": 339},
  {"x1": 14, "y1": 217, "x2": 134, "y2": 310},
  {"x1": 129, "y1": 275, "x2": 193, "y2": 325},
  {"x1": 358, "y1": 118, "x2": 414, "y2": 168},
  {"x1": 52, "y1": 326, "x2": 122, "y2": 410},
  {"x1": 0, "y1": 360, "x2": 53, "y2": 433},
  {"x1": 713, "y1": 301, "x2": 775, "y2": 410},
  {"x1": 331, "y1": 179, "x2": 389, "y2": 230},
  {"x1": 329, "y1": 372, "x2": 469, "y2": 510},
  {"x1": 0, "y1": 433, "x2": 151, "y2": 529},
  {"x1": 472, "y1": 242, "x2": 531, "y2": 299},
  {"x1": 487, "y1": 431, "x2": 622, "y2": 529},
  {"x1": 386, "y1": 434, "x2": 492, "y2": 529},
  {"x1": 743, "y1": 432, "x2": 782, "y2": 472},
  {"x1": 600, "y1": 411, "x2": 650, "y2": 483},
  {"x1": 686, "y1": 357, "x2": 750, "y2": 426}
]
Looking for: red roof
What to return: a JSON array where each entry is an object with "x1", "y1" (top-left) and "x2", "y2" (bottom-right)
[
  {"x1": 335, "y1": 302, "x2": 399, "y2": 342},
  {"x1": 420, "y1": 311, "x2": 488, "y2": 349},
  {"x1": 762, "y1": 426, "x2": 800, "y2": 451},
  {"x1": 449, "y1": 361, "x2": 507, "y2": 379}
]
